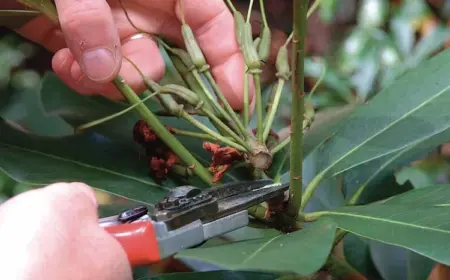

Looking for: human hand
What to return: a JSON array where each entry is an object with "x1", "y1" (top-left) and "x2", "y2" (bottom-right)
[
  {"x1": 0, "y1": 182, "x2": 132, "y2": 280},
  {"x1": 13, "y1": 0, "x2": 252, "y2": 109}
]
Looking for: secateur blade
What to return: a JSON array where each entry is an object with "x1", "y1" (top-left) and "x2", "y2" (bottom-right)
[{"x1": 203, "y1": 179, "x2": 290, "y2": 222}]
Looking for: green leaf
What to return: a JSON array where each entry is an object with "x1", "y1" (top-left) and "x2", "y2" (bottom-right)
[
  {"x1": 323, "y1": 204, "x2": 450, "y2": 265},
  {"x1": 343, "y1": 234, "x2": 381, "y2": 278},
  {"x1": 395, "y1": 158, "x2": 450, "y2": 189},
  {"x1": 144, "y1": 271, "x2": 283, "y2": 280},
  {"x1": 342, "y1": 120, "x2": 450, "y2": 203},
  {"x1": 303, "y1": 104, "x2": 358, "y2": 159},
  {"x1": 175, "y1": 218, "x2": 337, "y2": 276},
  {"x1": 379, "y1": 184, "x2": 450, "y2": 206},
  {"x1": 0, "y1": 120, "x2": 172, "y2": 205},
  {"x1": 369, "y1": 240, "x2": 435, "y2": 280},
  {"x1": 406, "y1": 25, "x2": 450, "y2": 69},
  {"x1": 316, "y1": 47, "x2": 450, "y2": 179}
]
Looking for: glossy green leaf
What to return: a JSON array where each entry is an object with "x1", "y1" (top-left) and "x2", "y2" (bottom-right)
[
  {"x1": 0, "y1": 120, "x2": 173, "y2": 205},
  {"x1": 303, "y1": 104, "x2": 357, "y2": 158},
  {"x1": 395, "y1": 158, "x2": 450, "y2": 189},
  {"x1": 343, "y1": 234, "x2": 381, "y2": 278},
  {"x1": 379, "y1": 184, "x2": 450, "y2": 206},
  {"x1": 342, "y1": 120, "x2": 450, "y2": 203},
  {"x1": 316, "y1": 47, "x2": 450, "y2": 179},
  {"x1": 145, "y1": 271, "x2": 283, "y2": 280},
  {"x1": 176, "y1": 218, "x2": 337, "y2": 276},
  {"x1": 369, "y1": 240, "x2": 435, "y2": 280},
  {"x1": 301, "y1": 149, "x2": 345, "y2": 213},
  {"x1": 406, "y1": 25, "x2": 450, "y2": 69},
  {"x1": 323, "y1": 204, "x2": 450, "y2": 265}
]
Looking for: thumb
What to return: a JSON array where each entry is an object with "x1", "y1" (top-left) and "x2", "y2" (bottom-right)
[{"x1": 55, "y1": 0, "x2": 122, "y2": 83}]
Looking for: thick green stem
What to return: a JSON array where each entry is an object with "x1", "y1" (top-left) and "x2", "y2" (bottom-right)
[
  {"x1": 204, "y1": 71, "x2": 249, "y2": 138},
  {"x1": 253, "y1": 73, "x2": 264, "y2": 144},
  {"x1": 286, "y1": 0, "x2": 309, "y2": 218},
  {"x1": 324, "y1": 254, "x2": 367, "y2": 280},
  {"x1": 113, "y1": 76, "x2": 213, "y2": 185},
  {"x1": 263, "y1": 79, "x2": 285, "y2": 143}
]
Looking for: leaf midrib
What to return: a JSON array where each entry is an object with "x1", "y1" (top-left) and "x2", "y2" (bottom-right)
[
  {"x1": 324, "y1": 83, "x2": 450, "y2": 173},
  {"x1": 325, "y1": 211, "x2": 450, "y2": 234},
  {"x1": 0, "y1": 142, "x2": 169, "y2": 190},
  {"x1": 239, "y1": 234, "x2": 283, "y2": 266}
]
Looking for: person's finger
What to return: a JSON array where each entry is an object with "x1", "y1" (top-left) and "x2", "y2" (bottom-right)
[
  {"x1": 15, "y1": 16, "x2": 66, "y2": 53},
  {"x1": 54, "y1": 0, "x2": 122, "y2": 83},
  {"x1": 53, "y1": 33, "x2": 165, "y2": 99},
  {"x1": 175, "y1": 0, "x2": 255, "y2": 110}
]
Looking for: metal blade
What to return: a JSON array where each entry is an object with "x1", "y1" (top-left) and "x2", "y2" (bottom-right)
[{"x1": 206, "y1": 181, "x2": 289, "y2": 221}]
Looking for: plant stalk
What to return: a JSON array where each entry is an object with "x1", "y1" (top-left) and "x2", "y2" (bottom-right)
[
  {"x1": 204, "y1": 71, "x2": 249, "y2": 138},
  {"x1": 243, "y1": 66, "x2": 250, "y2": 127},
  {"x1": 263, "y1": 79, "x2": 285, "y2": 142},
  {"x1": 286, "y1": 0, "x2": 309, "y2": 218},
  {"x1": 254, "y1": 73, "x2": 264, "y2": 143},
  {"x1": 171, "y1": 128, "x2": 231, "y2": 142},
  {"x1": 181, "y1": 112, "x2": 247, "y2": 152},
  {"x1": 113, "y1": 76, "x2": 213, "y2": 185},
  {"x1": 271, "y1": 135, "x2": 290, "y2": 155}
]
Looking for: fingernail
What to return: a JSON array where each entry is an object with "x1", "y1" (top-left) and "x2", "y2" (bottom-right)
[{"x1": 81, "y1": 47, "x2": 116, "y2": 82}]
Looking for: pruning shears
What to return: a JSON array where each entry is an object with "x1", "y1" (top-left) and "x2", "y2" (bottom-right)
[{"x1": 99, "y1": 179, "x2": 289, "y2": 267}]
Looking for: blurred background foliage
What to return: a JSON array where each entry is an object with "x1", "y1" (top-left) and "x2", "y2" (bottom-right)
[{"x1": 3, "y1": 0, "x2": 450, "y2": 278}]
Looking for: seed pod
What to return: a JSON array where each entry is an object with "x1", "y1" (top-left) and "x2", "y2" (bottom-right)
[
  {"x1": 170, "y1": 48, "x2": 195, "y2": 70},
  {"x1": 160, "y1": 84, "x2": 201, "y2": 108},
  {"x1": 157, "y1": 94, "x2": 184, "y2": 117},
  {"x1": 143, "y1": 77, "x2": 161, "y2": 93},
  {"x1": 253, "y1": 37, "x2": 261, "y2": 49},
  {"x1": 258, "y1": 26, "x2": 271, "y2": 62},
  {"x1": 242, "y1": 22, "x2": 261, "y2": 70},
  {"x1": 275, "y1": 45, "x2": 290, "y2": 80},
  {"x1": 181, "y1": 24, "x2": 207, "y2": 70},
  {"x1": 233, "y1": 11, "x2": 246, "y2": 47}
]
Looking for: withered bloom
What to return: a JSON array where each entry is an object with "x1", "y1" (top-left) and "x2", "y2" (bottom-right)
[
  {"x1": 133, "y1": 120, "x2": 179, "y2": 181},
  {"x1": 203, "y1": 142, "x2": 245, "y2": 183}
]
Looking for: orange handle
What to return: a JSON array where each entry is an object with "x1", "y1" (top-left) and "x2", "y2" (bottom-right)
[{"x1": 103, "y1": 221, "x2": 161, "y2": 266}]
